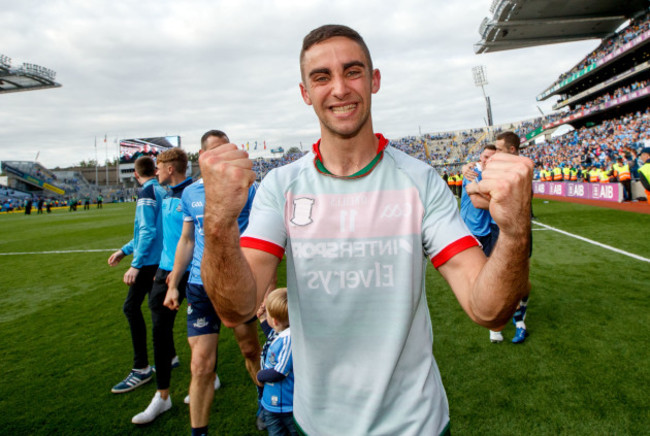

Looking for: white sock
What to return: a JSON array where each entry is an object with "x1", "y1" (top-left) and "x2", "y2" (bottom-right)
[
  {"x1": 134, "y1": 366, "x2": 151, "y2": 374},
  {"x1": 515, "y1": 321, "x2": 526, "y2": 329}
]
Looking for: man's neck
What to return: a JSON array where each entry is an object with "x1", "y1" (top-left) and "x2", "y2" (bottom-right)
[
  {"x1": 170, "y1": 174, "x2": 187, "y2": 186},
  {"x1": 138, "y1": 176, "x2": 155, "y2": 186},
  {"x1": 318, "y1": 126, "x2": 379, "y2": 177}
]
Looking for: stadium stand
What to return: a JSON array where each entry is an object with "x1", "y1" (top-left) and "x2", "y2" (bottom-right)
[
  {"x1": 0, "y1": 54, "x2": 61, "y2": 94},
  {"x1": 474, "y1": 0, "x2": 648, "y2": 54},
  {"x1": 479, "y1": 2, "x2": 650, "y2": 202}
]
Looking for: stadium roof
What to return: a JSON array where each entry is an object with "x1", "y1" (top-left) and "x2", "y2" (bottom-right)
[
  {"x1": 474, "y1": 0, "x2": 649, "y2": 54},
  {"x1": 0, "y1": 54, "x2": 61, "y2": 94}
]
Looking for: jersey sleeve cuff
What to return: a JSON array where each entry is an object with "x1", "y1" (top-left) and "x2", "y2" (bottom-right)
[
  {"x1": 241, "y1": 237, "x2": 285, "y2": 259},
  {"x1": 431, "y1": 235, "x2": 479, "y2": 269}
]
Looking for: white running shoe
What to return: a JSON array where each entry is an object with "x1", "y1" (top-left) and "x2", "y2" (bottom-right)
[
  {"x1": 489, "y1": 330, "x2": 504, "y2": 343},
  {"x1": 131, "y1": 391, "x2": 172, "y2": 424},
  {"x1": 184, "y1": 374, "x2": 221, "y2": 405},
  {"x1": 214, "y1": 374, "x2": 221, "y2": 391}
]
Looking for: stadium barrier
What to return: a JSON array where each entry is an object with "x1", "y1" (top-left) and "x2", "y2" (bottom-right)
[{"x1": 533, "y1": 181, "x2": 623, "y2": 202}]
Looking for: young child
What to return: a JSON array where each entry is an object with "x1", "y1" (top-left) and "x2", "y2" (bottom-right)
[{"x1": 257, "y1": 288, "x2": 296, "y2": 435}]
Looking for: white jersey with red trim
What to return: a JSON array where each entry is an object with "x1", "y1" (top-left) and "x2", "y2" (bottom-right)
[{"x1": 242, "y1": 140, "x2": 477, "y2": 436}]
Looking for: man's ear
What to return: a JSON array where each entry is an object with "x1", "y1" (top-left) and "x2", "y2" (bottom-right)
[
  {"x1": 300, "y1": 82, "x2": 313, "y2": 106},
  {"x1": 371, "y1": 68, "x2": 381, "y2": 94}
]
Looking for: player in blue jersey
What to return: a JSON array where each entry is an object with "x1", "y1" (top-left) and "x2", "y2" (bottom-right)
[
  {"x1": 107, "y1": 156, "x2": 166, "y2": 394},
  {"x1": 465, "y1": 132, "x2": 533, "y2": 344},
  {"x1": 256, "y1": 288, "x2": 296, "y2": 436},
  {"x1": 461, "y1": 144, "x2": 497, "y2": 256},
  {"x1": 199, "y1": 25, "x2": 534, "y2": 435},
  {"x1": 461, "y1": 144, "x2": 507, "y2": 343},
  {"x1": 166, "y1": 130, "x2": 261, "y2": 436},
  {"x1": 130, "y1": 148, "x2": 193, "y2": 424}
]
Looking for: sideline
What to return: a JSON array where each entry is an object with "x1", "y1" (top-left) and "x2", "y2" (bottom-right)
[
  {"x1": 533, "y1": 221, "x2": 650, "y2": 263},
  {"x1": 0, "y1": 248, "x2": 118, "y2": 256}
]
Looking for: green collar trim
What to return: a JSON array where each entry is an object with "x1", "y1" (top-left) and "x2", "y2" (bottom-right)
[{"x1": 314, "y1": 151, "x2": 383, "y2": 179}]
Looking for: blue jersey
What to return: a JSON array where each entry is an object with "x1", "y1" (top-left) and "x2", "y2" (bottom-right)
[
  {"x1": 121, "y1": 178, "x2": 166, "y2": 268},
  {"x1": 460, "y1": 168, "x2": 492, "y2": 237},
  {"x1": 181, "y1": 179, "x2": 258, "y2": 285},
  {"x1": 159, "y1": 177, "x2": 193, "y2": 271},
  {"x1": 260, "y1": 328, "x2": 294, "y2": 414}
]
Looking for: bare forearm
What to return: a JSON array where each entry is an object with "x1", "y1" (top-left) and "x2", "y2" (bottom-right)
[
  {"x1": 469, "y1": 192, "x2": 490, "y2": 210},
  {"x1": 168, "y1": 237, "x2": 193, "y2": 288},
  {"x1": 470, "y1": 230, "x2": 530, "y2": 328},
  {"x1": 201, "y1": 220, "x2": 258, "y2": 327}
]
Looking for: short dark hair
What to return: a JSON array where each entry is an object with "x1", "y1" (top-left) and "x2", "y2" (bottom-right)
[
  {"x1": 300, "y1": 24, "x2": 373, "y2": 80},
  {"x1": 483, "y1": 144, "x2": 497, "y2": 152},
  {"x1": 496, "y1": 131, "x2": 520, "y2": 152},
  {"x1": 134, "y1": 156, "x2": 156, "y2": 178},
  {"x1": 157, "y1": 147, "x2": 188, "y2": 173},
  {"x1": 200, "y1": 130, "x2": 229, "y2": 151}
]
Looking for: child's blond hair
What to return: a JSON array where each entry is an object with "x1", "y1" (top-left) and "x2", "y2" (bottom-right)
[{"x1": 266, "y1": 288, "x2": 289, "y2": 325}]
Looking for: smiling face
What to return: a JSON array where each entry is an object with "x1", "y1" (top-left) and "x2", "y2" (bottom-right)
[{"x1": 299, "y1": 36, "x2": 381, "y2": 140}]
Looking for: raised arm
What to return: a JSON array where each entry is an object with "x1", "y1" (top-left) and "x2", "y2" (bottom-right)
[
  {"x1": 439, "y1": 152, "x2": 533, "y2": 328},
  {"x1": 199, "y1": 144, "x2": 280, "y2": 327}
]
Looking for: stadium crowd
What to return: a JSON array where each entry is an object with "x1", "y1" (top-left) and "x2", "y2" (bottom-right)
[
  {"x1": 522, "y1": 109, "x2": 649, "y2": 184},
  {"x1": 558, "y1": 9, "x2": 650, "y2": 82}
]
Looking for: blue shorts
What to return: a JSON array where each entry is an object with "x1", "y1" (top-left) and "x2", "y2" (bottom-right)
[{"x1": 186, "y1": 283, "x2": 221, "y2": 337}]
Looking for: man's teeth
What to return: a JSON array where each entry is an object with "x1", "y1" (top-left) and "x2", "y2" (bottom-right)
[{"x1": 332, "y1": 104, "x2": 356, "y2": 113}]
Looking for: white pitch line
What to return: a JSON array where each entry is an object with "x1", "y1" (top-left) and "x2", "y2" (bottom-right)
[
  {"x1": 0, "y1": 248, "x2": 119, "y2": 256},
  {"x1": 533, "y1": 221, "x2": 650, "y2": 263}
]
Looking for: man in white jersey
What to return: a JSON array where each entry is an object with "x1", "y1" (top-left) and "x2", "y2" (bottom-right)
[{"x1": 199, "y1": 25, "x2": 533, "y2": 435}]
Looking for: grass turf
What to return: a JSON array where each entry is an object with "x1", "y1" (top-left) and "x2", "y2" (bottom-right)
[{"x1": 0, "y1": 199, "x2": 647, "y2": 435}]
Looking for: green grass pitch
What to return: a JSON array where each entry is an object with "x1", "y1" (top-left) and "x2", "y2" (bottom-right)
[{"x1": 0, "y1": 199, "x2": 647, "y2": 435}]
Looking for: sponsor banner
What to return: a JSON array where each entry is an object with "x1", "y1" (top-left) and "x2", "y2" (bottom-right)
[
  {"x1": 525, "y1": 126, "x2": 544, "y2": 141},
  {"x1": 533, "y1": 182, "x2": 622, "y2": 202},
  {"x1": 43, "y1": 183, "x2": 65, "y2": 195}
]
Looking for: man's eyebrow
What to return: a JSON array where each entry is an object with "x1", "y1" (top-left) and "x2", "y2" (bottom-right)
[
  {"x1": 343, "y1": 61, "x2": 366, "y2": 70},
  {"x1": 308, "y1": 68, "x2": 331, "y2": 78},
  {"x1": 307, "y1": 61, "x2": 367, "y2": 78}
]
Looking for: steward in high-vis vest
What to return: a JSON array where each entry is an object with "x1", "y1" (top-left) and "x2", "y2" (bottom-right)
[
  {"x1": 599, "y1": 167, "x2": 612, "y2": 183},
  {"x1": 638, "y1": 148, "x2": 650, "y2": 204},
  {"x1": 613, "y1": 157, "x2": 632, "y2": 201},
  {"x1": 552, "y1": 166, "x2": 563, "y2": 181},
  {"x1": 589, "y1": 165, "x2": 600, "y2": 183},
  {"x1": 454, "y1": 173, "x2": 463, "y2": 197},
  {"x1": 447, "y1": 173, "x2": 455, "y2": 191},
  {"x1": 570, "y1": 167, "x2": 578, "y2": 181},
  {"x1": 562, "y1": 166, "x2": 571, "y2": 181}
]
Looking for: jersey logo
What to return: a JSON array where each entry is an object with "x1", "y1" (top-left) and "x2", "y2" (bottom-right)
[
  {"x1": 380, "y1": 203, "x2": 412, "y2": 218},
  {"x1": 290, "y1": 197, "x2": 315, "y2": 226}
]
